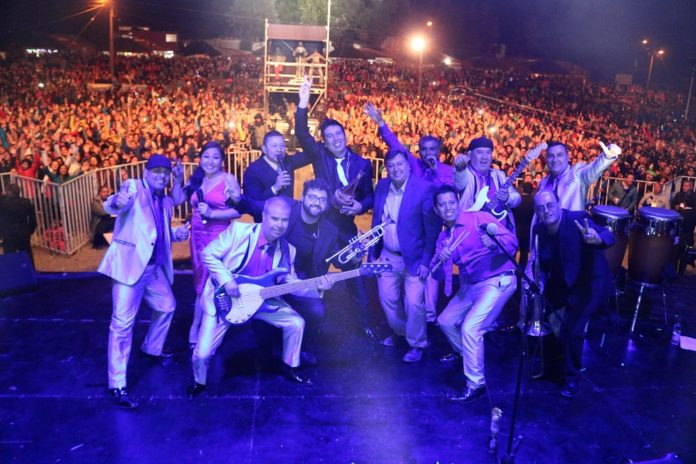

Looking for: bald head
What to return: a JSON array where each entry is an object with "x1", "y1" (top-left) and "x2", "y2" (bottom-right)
[
  {"x1": 262, "y1": 196, "x2": 291, "y2": 243},
  {"x1": 534, "y1": 190, "x2": 562, "y2": 228}
]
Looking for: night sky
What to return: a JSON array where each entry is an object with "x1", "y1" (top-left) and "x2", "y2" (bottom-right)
[{"x1": 2, "y1": 0, "x2": 695, "y2": 86}]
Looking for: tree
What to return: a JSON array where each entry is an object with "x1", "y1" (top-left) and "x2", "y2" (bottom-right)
[{"x1": 228, "y1": 0, "x2": 278, "y2": 43}]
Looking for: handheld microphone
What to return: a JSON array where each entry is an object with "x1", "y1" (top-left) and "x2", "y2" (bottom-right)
[
  {"x1": 277, "y1": 154, "x2": 286, "y2": 172},
  {"x1": 478, "y1": 222, "x2": 498, "y2": 235},
  {"x1": 195, "y1": 189, "x2": 207, "y2": 225}
]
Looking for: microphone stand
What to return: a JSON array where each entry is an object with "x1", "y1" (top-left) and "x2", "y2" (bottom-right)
[{"x1": 484, "y1": 230, "x2": 542, "y2": 464}]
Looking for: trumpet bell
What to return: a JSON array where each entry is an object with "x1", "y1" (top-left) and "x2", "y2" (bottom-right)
[{"x1": 525, "y1": 320, "x2": 552, "y2": 337}]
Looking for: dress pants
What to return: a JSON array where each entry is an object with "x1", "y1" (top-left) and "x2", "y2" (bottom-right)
[
  {"x1": 108, "y1": 264, "x2": 176, "y2": 389},
  {"x1": 377, "y1": 249, "x2": 428, "y2": 348},
  {"x1": 438, "y1": 273, "x2": 516, "y2": 388},
  {"x1": 192, "y1": 303, "x2": 305, "y2": 385},
  {"x1": 424, "y1": 275, "x2": 440, "y2": 322}
]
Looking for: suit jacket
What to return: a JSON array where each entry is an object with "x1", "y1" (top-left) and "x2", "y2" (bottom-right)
[
  {"x1": 371, "y1": 175, "x2": 440, "y2": 276},
  {"x1": 539, "y1": 153, "x2": 617, "y2": 213},
  {"x1": 295, "y1": 107, "x2": 374, "y2": 239},
  {"x1": 243, "y1": 152, "x2": 312, "y2": 220},
  {"x1": 98, "y1": 179, "x2": 186, "y2": 286},
  {"x1": 533, "y1": 210, "x2": 614, "y2": 312}
]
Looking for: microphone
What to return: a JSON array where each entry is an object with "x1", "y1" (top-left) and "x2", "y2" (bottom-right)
[
  {"x1": 195, "y1": 189, "x2": 207, "y2": 225},
  {"x1": 277, "y1": 154, "x2": 286, "y2": 172},
  {"x1": 478, "y1": 222, "x2": 498, "y2": 235}
]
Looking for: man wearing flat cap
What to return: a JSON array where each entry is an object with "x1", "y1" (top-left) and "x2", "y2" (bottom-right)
[
  {"x1": 98, "y1": 154, "x2": 188, "y2": 409},
  {"x1": 454, "y1": 136, "x2": 521, "y2": 231}
]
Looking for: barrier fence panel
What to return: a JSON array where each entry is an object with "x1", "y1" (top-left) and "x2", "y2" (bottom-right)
[{"x1": 5, "y1": 153, "x2": 689, "y2": 257}]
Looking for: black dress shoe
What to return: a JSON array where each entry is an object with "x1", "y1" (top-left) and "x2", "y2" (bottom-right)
[
  {"x1": 448, "y1": 385, "x2": 487, "y2": 404},
  {"x1": 187, "y1": 382, "x2": 206, "y2": 400},
  {"x1": 281, "y1": 365, "x2": 313, "y2": 385},
  {"x1": 560, "y1": 379, "x2": 580, "y2": 398},
  {"x1": 109, "y1": 388, "x2": 139, "y2": 409},
  {"x1": 439, "y1": 352, "x2": 461, "y2": 363},
  {"x1": 363, "y1": 327, "x2": 381, "y2": 342},
  {"x1": 141, "y1": 349, "x2": 175, "y2": 361}
]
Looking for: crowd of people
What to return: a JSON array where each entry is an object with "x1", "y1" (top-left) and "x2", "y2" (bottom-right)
[{"x1": 1, "y1": 53, "x2": 694, "y2": 188}]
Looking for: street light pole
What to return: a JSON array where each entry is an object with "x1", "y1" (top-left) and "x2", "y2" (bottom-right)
[
  {"x1": 685, "y1": 64, "x2": 695, "y2": 119},
  {"x1": 417, "y1": 47, "x2": 423, "y2": 98},
  {"x1": 109, "y1": 0, "x2": 115, "y2": 80},
  {"x1": 646, "y1": 52, "x2": 655, "y2": 91}
]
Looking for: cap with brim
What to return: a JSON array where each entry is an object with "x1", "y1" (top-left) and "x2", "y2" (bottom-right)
[
  {"x1": 467, "y1": 136, "x2": 494, "y2": 151},
  {"x1": 145, "y1": 154, "x2": 172, "y2": 171}
]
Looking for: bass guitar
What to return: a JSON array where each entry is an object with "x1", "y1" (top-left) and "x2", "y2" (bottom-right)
[
  {"x1": 212, "y1": 262, "x2": 391, "y2": 324},
  {"x1": 466, "y1": 142, "x2": 548, "y2": 221}
]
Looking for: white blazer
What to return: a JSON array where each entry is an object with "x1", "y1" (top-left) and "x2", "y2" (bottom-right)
[{"x1": 98, "y1": 178, "x2": 186, "y2": 285}]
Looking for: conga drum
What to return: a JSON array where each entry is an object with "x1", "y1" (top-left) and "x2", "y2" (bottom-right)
[
  {"x1": 627, "y1": 207, "x2": 682, "y2": 284},
  {"x1": 591, "y1": 205, "x2": 631, "y2": 276}
]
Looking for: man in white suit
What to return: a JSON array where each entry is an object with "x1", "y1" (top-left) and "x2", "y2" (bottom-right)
[
  {"x1": 187, "y1": 196, "x2": 332, "y2": 399},
  {"x1": 98, "y1": 154, "x2": 188, "y2": 409}
]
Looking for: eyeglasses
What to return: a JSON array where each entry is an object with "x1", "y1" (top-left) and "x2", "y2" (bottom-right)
[{"x1": 306, "y1": 194, "x2": 328, "y2": 204}]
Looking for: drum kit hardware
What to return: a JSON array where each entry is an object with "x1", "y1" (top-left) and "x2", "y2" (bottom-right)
[{"x1": 592, "y1": 205, "x2": 682, "y2": 335}]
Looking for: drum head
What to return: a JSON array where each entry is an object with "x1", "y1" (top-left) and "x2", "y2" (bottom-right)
[
  {"x1": 593, "y1": 205, "x2": 631, "y2": 219},
  {"x1": 638, "y1": 206, "x2": 682, "y2": 221}
]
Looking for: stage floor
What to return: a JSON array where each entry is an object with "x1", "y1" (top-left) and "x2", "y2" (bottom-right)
[{"x1": 1, "y1": 272, "x2": 694, "y2": 463}]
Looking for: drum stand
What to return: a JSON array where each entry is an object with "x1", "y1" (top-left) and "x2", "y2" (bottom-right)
[{"x1": 628, "y1": 279, "x2": 668, "y2": 336}]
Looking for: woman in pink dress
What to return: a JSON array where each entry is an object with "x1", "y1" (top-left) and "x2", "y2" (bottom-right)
[{"x1": 184, "y1": 142, "x2": 241, "y2": 347}]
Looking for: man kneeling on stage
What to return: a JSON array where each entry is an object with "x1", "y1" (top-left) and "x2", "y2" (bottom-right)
[
  {"x1": 188, "y1": 197, "x2": 332, "y2": 399},
  {"x1": 529, "y1": 190, "x2": 614, "y2": 398},
  {"x1": 432, "y1": 185, "x2": 518, "y2": 404}
]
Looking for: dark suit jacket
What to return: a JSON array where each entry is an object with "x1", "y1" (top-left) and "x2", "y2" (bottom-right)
[
  {"x1": 243, "y1": 152, "x2": 312, "y2": 221},
  {"x1": 533, "y1": 210, "x2": 614, "y2": 313},
  {"x1": 371, "y1": 175, "x2": 440, "y2": 276},
  {"x1": 295, "y1": 108, "x2": 374, "y2": 240}
]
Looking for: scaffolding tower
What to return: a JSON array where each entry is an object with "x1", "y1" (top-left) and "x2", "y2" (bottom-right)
[{"x1": 263, "y1": 20, "x2": 330, "y2": 116}]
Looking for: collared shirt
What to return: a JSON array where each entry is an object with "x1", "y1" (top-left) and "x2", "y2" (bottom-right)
[
  {"x1": 382, "y1": 176, "x2": 409, "y2": 252},
  {"x1": 438, "y1": 211, "x2": 517, "y2": 285},
  {"x1": 148, "y1": 193, "x2": 167, "y2": 267},
  {"x1": 335, "y1": 157, "x2": 348, "y2": 186},
  {"x1": 239, "y1": 234, "x2": 275, "y2": 277}
]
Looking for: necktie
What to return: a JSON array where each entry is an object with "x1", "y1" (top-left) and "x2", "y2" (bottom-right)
[
  {"x1": 444, "y1": 227, "x2": 455, "y2": 297},
  {"x1": 336, "y1": 158, "x2": 348, "y2": 187}
]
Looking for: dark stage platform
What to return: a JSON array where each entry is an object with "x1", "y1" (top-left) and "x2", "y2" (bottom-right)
[{"x1": 1, "y1": 272, "x2": 695, "y2": 463}]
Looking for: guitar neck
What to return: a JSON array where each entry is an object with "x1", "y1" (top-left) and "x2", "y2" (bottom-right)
[
  {"x1": 259, "y1": 268, "x2": 361, "y2": 299},
  {"x1": 486, "y1": 157, "x2": 530, "y2": 210}
]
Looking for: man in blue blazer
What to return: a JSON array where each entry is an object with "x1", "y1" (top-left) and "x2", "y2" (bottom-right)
[
  {"x1": 371, "y1": 148, "x2": 440, "y2": 362},
  {"x1": 530, "y1": 190, "x2": 614, "y2": 398}
]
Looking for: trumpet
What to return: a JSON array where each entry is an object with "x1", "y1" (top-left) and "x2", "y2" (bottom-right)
[{"x1": 325, "y1": 220, "x2": 390, "y2": 264}]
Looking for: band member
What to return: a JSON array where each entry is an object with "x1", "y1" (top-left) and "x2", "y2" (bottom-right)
[
  {"x1": 432, "y1": 185, "x2": 518, "y2": 403},
  {"x1": 243, "y1": 131, "x2": 312, "y2": 221},
  {"x1": 365, "y1": 102, "x2": 454, "y2": 321},
  {"x1": 98, "y1": 154, "x2": 189, "y2": 409},
  {"x1": 538, "y1": 141, "x2": 620, "y2": 212},
  {"x1": 453, "y1": 136, "x2": 521, "y2": 231},
  {"x1": 529, "y1": 190, "x2": 614, "y2": 398},
  {"x1": 184, "y1": 142, "x2": 241, "y2": 349},
  {"x1": 371, "y1": 148, "x2": 440, "y2": 362},
  {"x1": 231, "y1": 179, "x2": 342, "y2": 364},
  {"x1": 188, "y1": 197, "x2": 333, "y2": 399},
  {"x1": 296, "y1": 77, "x2": 379, "y2": 341}
]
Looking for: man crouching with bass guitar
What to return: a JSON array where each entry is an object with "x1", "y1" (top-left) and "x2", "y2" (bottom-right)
[{"x1": 188, "y1": 196, "x2": 333, "y2": 398}]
